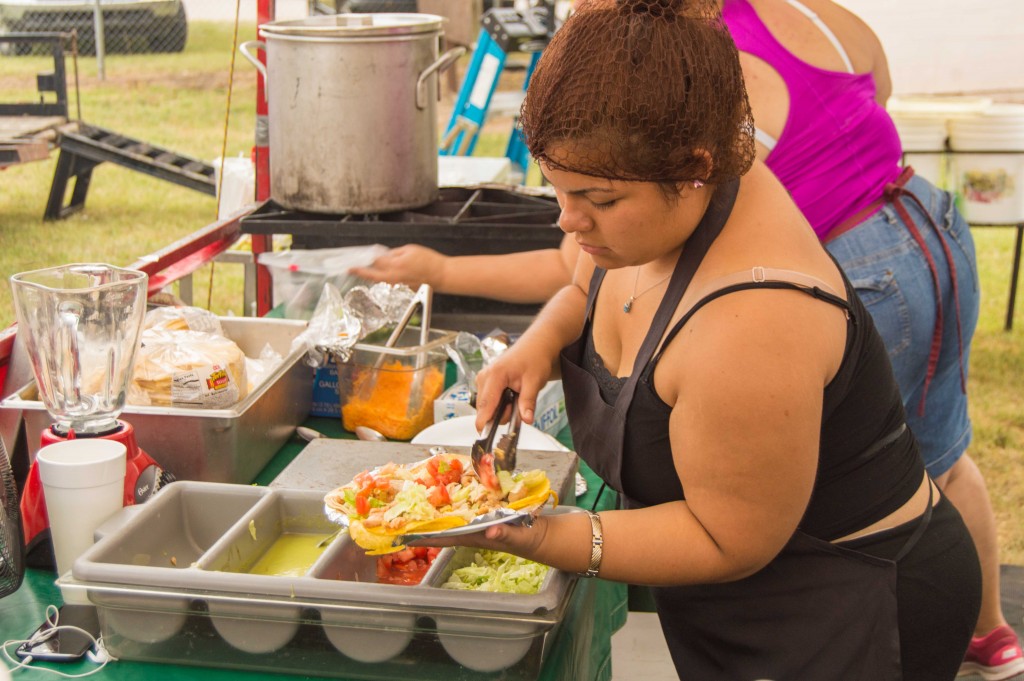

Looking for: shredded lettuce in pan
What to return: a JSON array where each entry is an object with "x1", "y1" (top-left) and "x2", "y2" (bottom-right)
[{"x1": 441, "y1": 550, "x2": 550, "y2": 594}]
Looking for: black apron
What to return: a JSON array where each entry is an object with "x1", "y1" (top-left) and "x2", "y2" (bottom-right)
[{"x1": 559, "y1": 179, "x2": 929, "y2": 680}]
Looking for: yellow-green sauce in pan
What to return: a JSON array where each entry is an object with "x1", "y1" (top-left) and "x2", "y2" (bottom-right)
[{"x1": 248, "y1": 532, "x2": 334, "y2": 577}]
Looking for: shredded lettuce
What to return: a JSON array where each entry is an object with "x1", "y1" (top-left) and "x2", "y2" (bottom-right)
[
  {"x1": 497, "y1": 470, "x2": 515, "y2": 496},
  {"x1": 441, "y1": 550, "x2": 550, "y2": 594},
  {"x1": 516, "y1": 470, "x2": 546, "y2": 489},
  {"x1": 451, "y1": 481, "x2": 475, "y2": 504},
  {"x1": 382, "y1": 483, "x2": 436, "y2": 523}
]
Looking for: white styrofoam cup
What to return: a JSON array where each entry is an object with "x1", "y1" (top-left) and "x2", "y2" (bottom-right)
[{"x1": 36, "y1": 439, "x2": 126, "y2": 603}]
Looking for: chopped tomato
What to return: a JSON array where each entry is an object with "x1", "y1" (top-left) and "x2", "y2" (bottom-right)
[
  {"x1": 376, "y1": 546, "x2": 441, "y2": 585},
  {"x1": 437, "y1": 458, "x2": 463, "y2": 486},
  {"x1": 355, "y1": 493, "x2": 370, "y2": 517},
  {"x1": 428, "y1": 484, "x2": 451, "y2": 507},
  {"x1": 424, "y1": 455, "x2": 462, "y2": 486},
  {"x1": 477, "y1": 453, "x2": 501, "y2": 491}
]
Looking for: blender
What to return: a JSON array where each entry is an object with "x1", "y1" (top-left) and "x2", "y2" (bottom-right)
[{"x1": 10, "y1": 263, "x2": 173, "y2": 561}]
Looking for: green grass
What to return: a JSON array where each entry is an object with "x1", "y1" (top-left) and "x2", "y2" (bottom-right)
[
  {"x1": 2, "y1": 23, "x2": 1023, "y2": 564},
  {"x1": 1, "y1": 22, "x2": 261, "y2": 318},
  {"x1": 966, "y1": 226, "x2": 1024, "y2": 561}
]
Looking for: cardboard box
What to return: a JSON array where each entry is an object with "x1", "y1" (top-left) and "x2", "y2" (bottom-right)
[
  {"x1": 434, "y1": 380, "x2": 568, "y2": 437},
  {"x1": 418, "y1": 0, "x2": 483, "y2": 47}
]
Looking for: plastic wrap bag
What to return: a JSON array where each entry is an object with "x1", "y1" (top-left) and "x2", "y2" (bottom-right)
[
  {"x1": 257, "y1": 245, "x2": 388, "y2": 320},
  {"x1": 444, "y1": 329, "x2": 513, "y2": 392},
  {"x1": 290, "y1": 282, "x2": 418, "y2": 368},
  {"x1": 245, "y1": 343, "x2": 284, "y2": 394}
]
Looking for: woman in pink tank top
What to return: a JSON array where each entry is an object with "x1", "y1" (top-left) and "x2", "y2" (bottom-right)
[{"x1": 724, "y1": 2, "x2": 1015, "y2": 678}]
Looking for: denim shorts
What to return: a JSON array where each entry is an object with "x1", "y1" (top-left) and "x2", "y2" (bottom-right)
[{"x1": 826, "y1": 174, "x2": 980, "y2": 477}]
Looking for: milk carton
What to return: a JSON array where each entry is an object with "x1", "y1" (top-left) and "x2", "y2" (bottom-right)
[{"x1": 433, "y1": 380, "x2": 568, "y2": 438}]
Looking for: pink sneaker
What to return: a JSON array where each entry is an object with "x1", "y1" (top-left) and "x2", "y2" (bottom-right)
[{"x1": 959, "y1": 625, "x2": 1024, "y2": 681}]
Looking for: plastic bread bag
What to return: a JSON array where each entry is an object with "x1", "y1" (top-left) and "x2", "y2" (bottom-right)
[
  {"x1": 127, "y1": 328, "x2": 248, "y2": 408},
  {"x1": 143, "y1": 305, "x2": 224, "y2": 335}
]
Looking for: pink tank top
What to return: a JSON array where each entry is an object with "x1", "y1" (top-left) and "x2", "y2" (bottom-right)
[{"x1": 722, "y1": 0, "x2": 903, "y2": 238}]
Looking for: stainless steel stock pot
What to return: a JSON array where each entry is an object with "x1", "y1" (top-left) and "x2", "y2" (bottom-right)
[{"x1": 241, "y1": 14, "x2": 463, "y2": 214}]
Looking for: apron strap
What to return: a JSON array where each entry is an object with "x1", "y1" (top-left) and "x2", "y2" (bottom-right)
[
  {"x1": 583, "y1": 267, "x2": 607, "y2": 319},
  {"x1": 824, "y1": 166, "x2": 966, "y2": 416},
  {"x1": 822, "y1": 167, "x2": 912, "y2": 244},
  {"x1": 582, "y1": 177, "x2": 741, "y2": 396},
  {"x1": 883, "y1": 174, "x2": 967, "y2": 416},
  {"x1": 628, "y1": 178, "x2": 741, "y2": 377}
]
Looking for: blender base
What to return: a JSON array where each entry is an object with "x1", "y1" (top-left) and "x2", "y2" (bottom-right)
[{"x1": 20, "y1": 420, "x2": 174, "y2": 564}]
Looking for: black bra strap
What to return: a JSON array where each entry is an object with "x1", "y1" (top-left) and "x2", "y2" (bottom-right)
[{"x1": 652, "y1": 281, "x2": 853, "y2": 366}]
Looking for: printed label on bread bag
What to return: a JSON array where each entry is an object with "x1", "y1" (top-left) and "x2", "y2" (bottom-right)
[{"x1": 170, "y1": 364, "x2": 239, "y2": 408}]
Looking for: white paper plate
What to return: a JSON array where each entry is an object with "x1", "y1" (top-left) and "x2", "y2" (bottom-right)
[{"x1": 412, "y1": 415, "x2": 569, "y2": 452}]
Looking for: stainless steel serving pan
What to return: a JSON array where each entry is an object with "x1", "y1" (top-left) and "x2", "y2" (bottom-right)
[{"x1": 2, "y1": 317, "x2": 313, "y2": 484}]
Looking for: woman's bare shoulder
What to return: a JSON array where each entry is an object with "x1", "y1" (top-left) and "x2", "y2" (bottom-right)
[{"x1": 746, "y1": 0, "x2": 887, "y2": 75}]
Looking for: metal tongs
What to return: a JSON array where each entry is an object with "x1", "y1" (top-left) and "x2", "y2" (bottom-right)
[{"x1": 470, "y1": 388, "x2": 522, "y2": 489}]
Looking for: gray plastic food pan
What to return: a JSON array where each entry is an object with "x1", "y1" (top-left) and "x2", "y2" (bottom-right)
[
  {"x1": 74, "y1": 481, "x2": 271, "y2": 583},
  {"x1": 68, "y1": 481, "x2": 578, "y2": 678}
]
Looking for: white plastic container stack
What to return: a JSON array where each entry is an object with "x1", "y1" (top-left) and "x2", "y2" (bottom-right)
[
  {"x1": 891, "y1": 114, "x2": 948, "y2": 189},
  {"x1": 948, "y1": 104, "x2": 1024, "y2": 224},
  {"x1": 213, "y1": 154, "x2": 257, "y2": 220},
  {"x1": 887, "y1": 96, "x2": 991, "y2": 192}
]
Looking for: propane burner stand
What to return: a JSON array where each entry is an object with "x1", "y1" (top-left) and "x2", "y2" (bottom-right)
[{"x1": 240, "y1": 186, "x2": 565, "y2": 328}]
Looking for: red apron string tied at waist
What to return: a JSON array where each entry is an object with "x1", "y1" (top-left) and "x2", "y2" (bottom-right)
[
  {"x1": 825, "y1": 166, "x2": 966, "y2": 417},
  {"x1": 824, "y1": 166, "x2": 915, "y2": 243}
]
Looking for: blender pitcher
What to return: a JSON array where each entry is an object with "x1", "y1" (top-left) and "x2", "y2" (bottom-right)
[
  {"x1": 12, "y1": 263, "x2": 147, "y2": 435},
  {"x1": 11, "y1": 263, "x2": 173, "y2": 566}
]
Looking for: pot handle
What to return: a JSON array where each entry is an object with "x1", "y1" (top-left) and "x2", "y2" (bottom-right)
[
  {"x1": 239, "y1": 40, "x2": 268, "y2": 101},
  {"x1": 416, "y1": 46, "x2": 467, "y2": 110}
]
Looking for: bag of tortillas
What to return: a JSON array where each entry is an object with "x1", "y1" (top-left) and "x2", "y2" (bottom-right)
[
  {"x1": 128, "y1": 328, "x2": 248, "y2": 408},
  {"x1": 143, "y1": 305, "x2": 225, "y2": 335}
]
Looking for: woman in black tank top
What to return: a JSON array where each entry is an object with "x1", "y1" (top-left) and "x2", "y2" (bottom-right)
[{"x1": 414, "y1": 3, "x2": 981, "y2": 679}]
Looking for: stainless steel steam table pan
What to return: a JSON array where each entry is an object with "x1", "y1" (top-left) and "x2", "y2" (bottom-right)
[{"x1": 2, "y1": 317, "x2": 313, "y2": 484}]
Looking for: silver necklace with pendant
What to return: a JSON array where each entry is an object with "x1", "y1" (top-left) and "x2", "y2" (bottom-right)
[{"x1": 624, "y1": 267, "x2": 672, "y2": 313}]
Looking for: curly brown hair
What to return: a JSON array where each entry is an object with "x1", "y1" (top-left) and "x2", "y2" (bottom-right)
[{"x1": 519, "y1": 0, "x2": 755, "y2": 187}]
